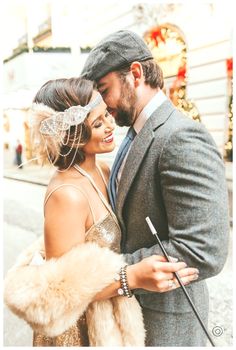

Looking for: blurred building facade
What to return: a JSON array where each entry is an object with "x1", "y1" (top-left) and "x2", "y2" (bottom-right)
[{"x1": 3, "y1": 1, "x2": 233, "y2": 164}]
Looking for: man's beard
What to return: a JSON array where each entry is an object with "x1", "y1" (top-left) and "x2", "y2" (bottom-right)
[{"x1": 115, "y1": 80, "x2": 137, "y2": 127}]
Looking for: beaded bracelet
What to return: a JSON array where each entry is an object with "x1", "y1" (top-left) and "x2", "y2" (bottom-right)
[{"x1": 117, "y1": 265, "x2": 133, "y2": 298}]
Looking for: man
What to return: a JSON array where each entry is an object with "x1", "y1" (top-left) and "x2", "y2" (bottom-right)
[{"x1": 81, "y1": 30, "x2": 229, "y2": 346}]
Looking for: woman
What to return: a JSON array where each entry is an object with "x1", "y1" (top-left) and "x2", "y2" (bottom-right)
[{"x1": 4, "y1": 78, "x2": 199, "y2": 346}]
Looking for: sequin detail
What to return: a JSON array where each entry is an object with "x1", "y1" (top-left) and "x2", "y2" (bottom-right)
[
  {"x1": 33, "y1": 313, "x2": 89, "y2": 346},
  {"x1": 86, "y1": 213, "x2": 121, "y2": 253}
]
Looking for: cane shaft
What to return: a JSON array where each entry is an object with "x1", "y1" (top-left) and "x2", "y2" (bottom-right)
[{"x1": 145, "y1": 217, "x2": 215, "y2": 347}]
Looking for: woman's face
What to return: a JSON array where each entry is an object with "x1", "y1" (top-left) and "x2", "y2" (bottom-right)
[{"x1": 82, "y1": 92, "x2": 116, "y2": 155}]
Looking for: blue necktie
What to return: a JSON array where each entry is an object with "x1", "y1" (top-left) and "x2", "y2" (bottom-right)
[{"x1": 108, "y1": 127, "x2": 136, "y2": 211}]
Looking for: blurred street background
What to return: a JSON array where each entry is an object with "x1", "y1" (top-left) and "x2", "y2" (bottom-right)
[{"x1": 2, "y1": 0, "x2": 233, "y2": 347}]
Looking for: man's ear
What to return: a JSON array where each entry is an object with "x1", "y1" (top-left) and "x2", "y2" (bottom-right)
[{"x1": 130, "y1": 62, "x2": 143, "y2": 87}]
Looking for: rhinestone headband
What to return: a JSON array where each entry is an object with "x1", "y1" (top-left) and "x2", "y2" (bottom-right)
[{"x1": 39, "y1": 93, "x2": 103, "y2": 136}]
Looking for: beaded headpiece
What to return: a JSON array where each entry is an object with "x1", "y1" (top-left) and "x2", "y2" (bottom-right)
[
  {"x1": 30, "y1": 93, "x2": 103, "y2": 172},
  {"x1": 39, "y1": 93, "x2": 103, "y2": 135}
]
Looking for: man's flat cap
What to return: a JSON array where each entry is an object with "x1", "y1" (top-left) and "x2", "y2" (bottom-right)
[{"x1": 81, "y1": 30, "x2": 153, "y2": 81}]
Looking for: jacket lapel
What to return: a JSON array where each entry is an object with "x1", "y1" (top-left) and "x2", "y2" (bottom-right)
[{"x1": 116, "y1": 100, "x2": 175, "y2": 219}]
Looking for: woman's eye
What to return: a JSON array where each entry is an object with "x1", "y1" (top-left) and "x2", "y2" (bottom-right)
[{"x1": 94, "y1": 122, "x2": 102, "y2": 128}]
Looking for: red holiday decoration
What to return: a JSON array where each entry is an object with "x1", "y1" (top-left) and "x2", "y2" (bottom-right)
[
  {"x1": 150, "y1": 28, "x2": 166, "y2": 47},
  {"x1": 170, "y1": 62, "x2": 186, "y2": 91},
  {"x1": 177, "y1": 63, "x2": 186, "y2": 80},
  {"x1": 226, "y1": 58, "x2": 233, "y2": 73},
  {"x1": 226, "y1": 58, "x2": 233, "y2": 78}
]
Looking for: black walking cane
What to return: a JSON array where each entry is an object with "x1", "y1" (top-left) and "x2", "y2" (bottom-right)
[{"x1": 145, "y1": 217, "x2": 216, "y2": 347}]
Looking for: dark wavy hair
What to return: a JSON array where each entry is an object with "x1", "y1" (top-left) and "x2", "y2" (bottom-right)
[
  {"x1": 117, "y1": 59, "x2": 164, "y2": 89},
  {"x1": 32, "y1": 77, "x2": 96, "y2": 170}
]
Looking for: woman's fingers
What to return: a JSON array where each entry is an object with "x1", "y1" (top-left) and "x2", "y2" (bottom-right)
[
  {"x1": 163, "y1": 272, "x2": 199, "y2": 292},
  {"x1": 156, "y1": 267, "x2": 199, "y2": 284},
  {"x1": 157, "y1": 273, "x2": 199, "y2": 293},
  {"x1": 153, "y1": 255, "x2": 169, "y2": 262},
  {"x1": 153, "y1": 261, "x2": 187, "y2": 272},
  {"x1": 154, "y1": 271, "x2": 174, "y2": 281},
  {"x1": 153, "y1": 266, "x2": 200, "y2": 292},
  {"x1": 177, "y1": 267, "x2": 199, "y2": 279},
  {"x1": 173, "y1": 271, "x2": 199, "y2": 288},
  {"x1": 154, "y1": 255, "x2": 178, "y2": 263}
]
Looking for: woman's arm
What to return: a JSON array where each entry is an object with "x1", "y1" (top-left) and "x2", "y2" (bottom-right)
[
  {"x1": 94, "y1": 255, "x2": 199, "y2": 301},
  {"x1": 44, "y1": 186, "x2": 89, "y2": 259}
]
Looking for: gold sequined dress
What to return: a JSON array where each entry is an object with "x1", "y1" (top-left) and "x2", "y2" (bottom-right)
[{"x1": 33, "y1": 164, "x2": 121, "y2": 346}]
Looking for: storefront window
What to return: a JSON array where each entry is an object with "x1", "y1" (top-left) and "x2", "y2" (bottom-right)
[{"x1": 144, "y1": 24, "x2": 201, "y2": 122}]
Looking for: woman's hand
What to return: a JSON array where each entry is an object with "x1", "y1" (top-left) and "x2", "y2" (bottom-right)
[{"x1": 127, "y1": 255, "x2": 199, "y2": 293}]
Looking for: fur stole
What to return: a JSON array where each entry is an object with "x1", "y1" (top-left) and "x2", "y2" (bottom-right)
[{"x1": 4, "y1": 237, "x2": 145, "y2": 346}]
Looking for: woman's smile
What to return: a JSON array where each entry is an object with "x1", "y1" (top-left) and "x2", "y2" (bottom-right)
[{"x1": 103, "y1": 133, "x2": 114, "y2": 143}]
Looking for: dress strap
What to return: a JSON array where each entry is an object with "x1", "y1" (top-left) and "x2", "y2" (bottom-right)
[
  {"x1": 73, "y1": 164, "x2": 119, "y2": 226},
  {"x1": 44, "y1": 184, "x2": 96, "y2": 223}
]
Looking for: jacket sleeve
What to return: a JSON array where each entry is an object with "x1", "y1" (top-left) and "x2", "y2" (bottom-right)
[
  {"x1": 4, "y1": 237, "x2": 124, "y2": 337},
  {"x1": 125, "y1": 122, "x2": 229, "y2": 294}
]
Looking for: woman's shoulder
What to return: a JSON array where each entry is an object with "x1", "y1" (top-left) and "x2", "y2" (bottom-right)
[{"x1": 45, "y1": 172, "x2": 88, "y2": 208}]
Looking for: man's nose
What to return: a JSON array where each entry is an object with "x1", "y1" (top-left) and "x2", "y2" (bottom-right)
[{"x1": 105, "y1": 117, "x2": 115, "y2": 131}]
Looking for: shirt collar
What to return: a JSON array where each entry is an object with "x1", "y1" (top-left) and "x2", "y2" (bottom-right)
[{"x1": 133, "y1": 90, "x2": 167, "y2": 134}]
